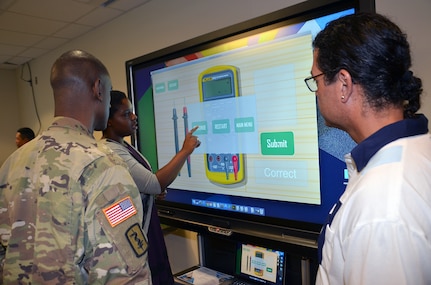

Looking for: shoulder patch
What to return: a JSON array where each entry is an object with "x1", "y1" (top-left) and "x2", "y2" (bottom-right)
[
  {"x1": 126, "y1": 223, "x2": 148, "y2": 257},
  {"x1": 103, "y1": 196, "x2": 137, "y2": 227}
]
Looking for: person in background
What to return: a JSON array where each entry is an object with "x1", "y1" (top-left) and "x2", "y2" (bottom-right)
[
  {"x1": 305, "y1": 13, "x2": 431, "y2": 285},
  {"x1": 0, "y1": 50, "x2": 151, "y2": 284},
  {"x1": 101, "y1": 90, "x2": 200, "y2": 285},
  {"x1": 15, "y1": 127, "x2": 35, "y2": 148}
]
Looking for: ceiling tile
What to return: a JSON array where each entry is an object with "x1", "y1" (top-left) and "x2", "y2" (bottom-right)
[
  {"x1": 73, "y1": 0, "x2": 106, "y2": 5},
  {"x1": 19, "y1": 47, "x2": 50, "y2": 58},
  {"x1": 0, "y1": 55, "x2": 10, "y2": 63},
  {"x1": 9, "y1": 0, "x2": 96, "y2": 22},
  {"x1": 54, "y1": 23, "x2": 94, "y2": 39},
  {"x1": 0, "y1": 43, "x2": 27, "y2": 55},
  {"x1": 0, "y1": 0, "x2": 152, "y2": 69},
  {"x1": 0, "y1": 11, "x2": 68, "y2": 35},
  {"x1": 0, "y1": 0, "x2": 15, "y2": 10},
  {"x1": 34, "y1": 37, "x2": 70, "y2": 49},
  {"x1": 76, "y1": 6, "x2": 122, "y2": 26},
  {"x1": 108, "y1": 0, "x2": 151, "y2": 11},
  {"x1": 0, "y1": 30, "x2": 44, "y2": 46}
]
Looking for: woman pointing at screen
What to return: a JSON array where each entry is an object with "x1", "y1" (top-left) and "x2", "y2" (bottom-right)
[{"x1": 101, "y1": 90, "x2": 200, "y2": 285}]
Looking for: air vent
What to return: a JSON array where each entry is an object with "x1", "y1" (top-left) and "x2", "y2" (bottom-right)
[{"x1": 101, "y1": 0, "x2": 117, "y2": 7}]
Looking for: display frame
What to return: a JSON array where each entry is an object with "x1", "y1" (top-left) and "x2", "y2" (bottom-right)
[{"x1": 125, "y1": 0, "x2": 375, "y2": 247}]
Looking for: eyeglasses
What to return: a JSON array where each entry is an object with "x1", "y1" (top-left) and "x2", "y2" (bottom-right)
[{"x1": 304, "y1": 73, "x2": 324, "y2": 92}]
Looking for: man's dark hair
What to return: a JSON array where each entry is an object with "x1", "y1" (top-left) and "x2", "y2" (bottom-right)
[
  {"x1": 313, "y1": 13, "x2": 422, "y2": 118},
  {"x1": 17, "y1": 127, "x2": 35, "y2": 140}
]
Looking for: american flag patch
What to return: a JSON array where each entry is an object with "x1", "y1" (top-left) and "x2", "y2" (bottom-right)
[{"x1": 103, "y1": 196, "x2": 137, "y2": 227}]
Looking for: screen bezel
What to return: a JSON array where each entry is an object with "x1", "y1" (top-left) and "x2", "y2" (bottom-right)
[{"x1": 125, "y1": 0, "x2": 375, "y2": 244}]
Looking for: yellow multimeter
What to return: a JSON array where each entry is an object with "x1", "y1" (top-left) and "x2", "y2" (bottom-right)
[{"x1": 198, "y1": 65, "x2": 245, "y2": 185}]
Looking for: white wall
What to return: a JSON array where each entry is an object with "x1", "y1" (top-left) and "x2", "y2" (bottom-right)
[
  {"x1": 376, "y1": 0, "x2": 431, "y2": 120},
  {"x1": 0, "y1": 70, "x2": 20, "y2": 163},
  {"x1": 1, "y1": 0, "x2": 431, "y2": 274}
]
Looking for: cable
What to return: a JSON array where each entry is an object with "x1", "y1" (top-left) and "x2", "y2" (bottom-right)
[{"x1": 20, "y1": 62, "x2": 42, "y2": 135}]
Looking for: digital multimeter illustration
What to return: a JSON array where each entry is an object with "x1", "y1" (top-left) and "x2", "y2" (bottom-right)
[
  {"x1": 253, "y1": 250, "x2": 265, "y2": 276},
  {"x1": 198, "y1": 65, "x2": 245, "y2": 185}
]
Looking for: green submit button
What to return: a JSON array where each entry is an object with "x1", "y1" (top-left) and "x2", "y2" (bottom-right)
[{"x1": 261, "y1": 132, "x2": 294, "y2": 155}]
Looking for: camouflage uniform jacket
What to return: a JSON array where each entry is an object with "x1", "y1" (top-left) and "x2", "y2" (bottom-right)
[{"x1": 0, "y1": 117, "x2": 152, "y2": 284}]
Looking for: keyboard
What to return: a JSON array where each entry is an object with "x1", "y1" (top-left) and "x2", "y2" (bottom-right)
[{"x1": 221, "y1": 279, "x2": 254, "y2": 285}]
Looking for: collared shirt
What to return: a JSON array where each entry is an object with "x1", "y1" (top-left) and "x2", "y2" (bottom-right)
[
  {"x1": 0, "y1": 117, "x2": 151, "y2": 284},
  {"x1": 317, "y1": 114, "x2": 431, "y2": 285},
  {"x1": 351, "y1": 114, "x2": 428, "y2": 171}
]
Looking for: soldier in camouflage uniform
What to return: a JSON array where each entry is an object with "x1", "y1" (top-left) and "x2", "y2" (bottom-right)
[{"x1": 0, "y1": 50, "x2": 152, "y2": 284}]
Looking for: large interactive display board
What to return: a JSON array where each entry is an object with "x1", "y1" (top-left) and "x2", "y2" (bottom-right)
[{"x1": 126, "y1": 0, "x2": 375, "y2": 239}]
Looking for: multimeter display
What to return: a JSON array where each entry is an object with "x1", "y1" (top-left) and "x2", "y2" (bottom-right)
[
  {"x1": 202, "y1": 71, "x2": 234, "y2": 101},
  {"x1": 198, "y1": 66, "x2": 245, "y2": 185}
]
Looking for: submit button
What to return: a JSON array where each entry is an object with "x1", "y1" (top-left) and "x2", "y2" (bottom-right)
[{"x1": 261, "y1": 132, "x2": 294, "y2": 155}]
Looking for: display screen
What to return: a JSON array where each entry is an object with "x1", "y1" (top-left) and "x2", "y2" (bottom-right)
[
  {"x1": 150, "y1": 36, "x2": 321, "y2": 204},
  {"x1": 202, "y1": 71, "x2": 234, "y2": 100},
  {"x1": 236, "y1": 243, "x2": 285, "y2": 285},
  {"x1": 126, "y1": 0, "x2": 367, "y2": 232}
]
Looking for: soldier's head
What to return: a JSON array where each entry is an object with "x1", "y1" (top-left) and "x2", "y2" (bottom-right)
[
  {"x1": 50, "y1": 50, "x2": 112, "y2": 133},
  {"x1": 16, "y1": 127, "x2": 35, "y2": 148}
]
